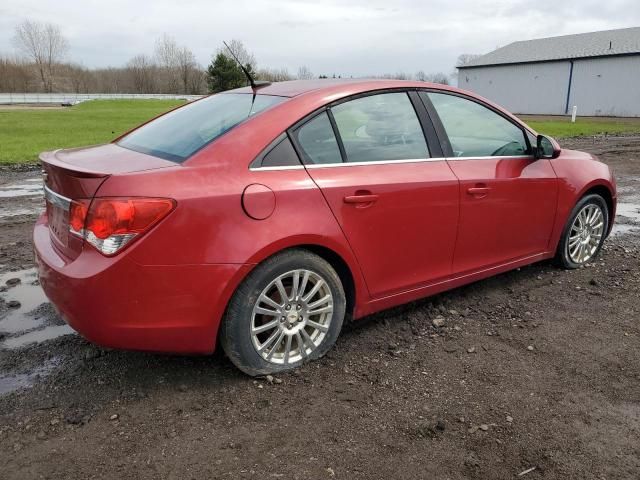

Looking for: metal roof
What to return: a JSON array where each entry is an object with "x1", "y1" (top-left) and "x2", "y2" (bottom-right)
[{"x1": 459, "y1": 27, "x2": 640, "y2": 68}]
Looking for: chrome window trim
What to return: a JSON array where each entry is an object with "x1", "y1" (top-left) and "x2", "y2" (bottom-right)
[
  {"x1": 248, "y1": 154, "x2": 534, "y2": 171},
  {"x1": 447, "y1": 155, "x2": 533, "y2": 160},
  {"x1": 305, "y1": 157, "x2": 443, "y2": 169},
  {"x1": 249, "y1": 165, "x2": 306, "y2": 172},
  {"x1": 44, "y1": 184, "x2": 71, "y2": 211}
]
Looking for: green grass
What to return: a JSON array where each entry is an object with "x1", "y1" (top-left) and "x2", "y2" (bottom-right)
[
  {"x1": 0, "y1": 99, "x2": 184, "y2": 164},
  {"x1": 3, "y1": 101, "x2": 640, "y2": 164},
  {"x1": 520, "y1": 115, "x2": 640, "y2": 138}
]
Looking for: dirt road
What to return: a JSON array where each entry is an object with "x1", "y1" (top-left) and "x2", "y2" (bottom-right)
[{"x1": 0, "y1": 136, "x2": 638, "y2": 479}]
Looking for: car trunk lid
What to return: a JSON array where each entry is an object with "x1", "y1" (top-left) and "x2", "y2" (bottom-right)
[{"x1": 41, "y1": 143, "x2": 176, "y2": 260}]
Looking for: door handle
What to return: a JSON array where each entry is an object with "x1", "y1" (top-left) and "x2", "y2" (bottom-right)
[
  {"x1": 343, "y1": 194, "x2": 379, "y2": 204},
  {"x1": 467, "y1": 186, "x2": 490, "y2": 198}
]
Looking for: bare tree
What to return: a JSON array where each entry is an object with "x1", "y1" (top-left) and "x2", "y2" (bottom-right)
[
  {"x1": 256, "y1": 67, "x2": 293, "y2": 82},
  {"x1": 220, "y1": 39, "x2": 256, "y2": 68},
  {"x1": 154, "y1": 34, "x2": 181, "y2": 93},
  {"x1": 415, "y1": 70, "x2": 427, "y2": 81},
  {"x1": 65, "y1": 63, "x2": 95, "y2": 93},
  {"x1": 297, "y1": 65, "x2": 314, "y2": 80},
  {"x1": 456, "y1": 53, "x2": 481, "y2": 67},
  {"x1": 127, "y1": 54, "x2": 157, "y2": 93},
  {"x1": 13, "y1": 20, "x2": 69, "y2": 92},
  {"x1": 424, "y1": 72, "x2": 450, "y2": 85},
  {"x1": 176, "y1": 47, "x2": 199, "y2": 93},
  {"x1": 379, "y1": 72, "x2": 411, "y2": 80},
  {"x1": 0, "y1": 55, "x2": 32, "y2": 92},
  {"x1": 154, "y1": 34, "x2": 204, "y2": 93},
  {"x1": 187, "y1": 68, "x2": 206, "y2": 94}
]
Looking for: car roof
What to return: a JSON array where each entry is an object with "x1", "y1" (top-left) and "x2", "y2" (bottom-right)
[{"x1": 229, "y1": 79, "x2": 445, "y2": 98}]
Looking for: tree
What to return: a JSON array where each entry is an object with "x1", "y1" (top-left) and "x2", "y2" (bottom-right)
[
  {"x1": 127, "y1": 54, "x2": 156, "y2": 93},
  {"x1": 154, "y1": 34, "x2": 181, "y2": 93},
  {"x1": 0, "y1": 55, "x2": 31, "y2": 92},
  {"x1": 257, "y1": 67, "x2": 293, "y2": 82},
  {"x1": 221, "y1": 39, "x2": 255, "y2": 68},
  {"x1": 297, "y1": 65, "x2": 313, "y2": 80},
  {"x1": 415, "y1": 70, "x2": 427, "y2": 82},
  {"x1": 206, "y1": 52, "x2": 253, "y2": 93},
  {"x1": 456, "y1": 53, "x2": 481, "y2": 67},
  {"x1": 13, "y1": 20, "x2": 68, "y2": 92},
  {"x1": 423, "y1": 72, "x2": 450, "y2": 85},
  {"x1": 65, "y1": 63, "x2": 95, "y2": 93},
  {"x1": 206, "y1": 40, "x2": 256, "y2": 93},
  {"x1": 176, "y1": 47, "x2": 200, "y2": 94}
]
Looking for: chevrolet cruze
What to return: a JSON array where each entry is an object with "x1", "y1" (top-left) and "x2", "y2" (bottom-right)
[{"x1": 35, "y1": 79, "x2": 617, "y2": 375}]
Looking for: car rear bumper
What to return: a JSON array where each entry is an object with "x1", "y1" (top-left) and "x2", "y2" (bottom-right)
[{"x1": 34, "y1": 214, "x2": 251, "y2": 354}]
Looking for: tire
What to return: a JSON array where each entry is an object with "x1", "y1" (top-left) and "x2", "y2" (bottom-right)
[
  {"x1": 555, "y1": 194, "x2": 609, "y2": 269},
  {"x1": 220, "y1": 249, "x2": 346, "y2": 376}
]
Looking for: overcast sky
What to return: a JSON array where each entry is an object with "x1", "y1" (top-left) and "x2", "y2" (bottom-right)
[{"x1": 1, "y1": 0, "x2": 639, "y2": 77}]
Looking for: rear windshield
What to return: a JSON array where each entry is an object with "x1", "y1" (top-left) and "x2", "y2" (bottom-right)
[{"x1": 118, "y1": 93, "x2": 285, "y2": 162}]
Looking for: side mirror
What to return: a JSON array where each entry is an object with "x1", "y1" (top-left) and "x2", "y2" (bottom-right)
[{"x1": 535, "y1": 134, "x2": 561, "y2": 159}]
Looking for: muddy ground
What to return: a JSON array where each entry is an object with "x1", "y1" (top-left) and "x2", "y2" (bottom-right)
[{"x1": 0, "y1": 136, "x2": 638, "y2": 479}]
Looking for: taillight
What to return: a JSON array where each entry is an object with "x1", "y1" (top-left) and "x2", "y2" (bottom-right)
[{"x1": 69, "y1": 197, "x2": 175, "y2": 255}]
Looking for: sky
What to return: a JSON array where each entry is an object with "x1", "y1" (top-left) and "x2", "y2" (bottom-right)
[{"x1": 1, "y1": 0, "x2": 640, "y2": 77}]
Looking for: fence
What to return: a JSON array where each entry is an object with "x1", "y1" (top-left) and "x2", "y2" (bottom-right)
[{"x1": 0, "y1": 93, "x2": 204, "y2": 104}]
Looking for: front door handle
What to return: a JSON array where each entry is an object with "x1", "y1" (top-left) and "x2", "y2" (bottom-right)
[
  {"x1": 344, "y1": 194, "x2": 379, "y2": 204},
  {"x1": 343, "y1": 192, "x2": 379, "y2": 207},
  {"x1": 467, "y1": 186, "x2": 490, "y2": 198}
]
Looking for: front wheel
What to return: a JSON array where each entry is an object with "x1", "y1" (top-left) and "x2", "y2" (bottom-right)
[
  {"x1": 220, "y1": 249, "x2": 346, "y2": 376},
  {"x1": 556, "y1": 194, "x2": 609, "y2": 269}
]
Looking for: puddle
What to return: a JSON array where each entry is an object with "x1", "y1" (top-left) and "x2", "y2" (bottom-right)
[
  {"x1": 611, "y1": 202, "x2": 640, "y2": 236},
  {"x1": 611, "y1": 224, "x2": 639, "y2": 236},
  {"x1": 0, "y1": 206, "x2": 41, "y2": 218},
  {"x1": 0, "y1": 357, "x2": 60, "y2": 395},
  {"x1": 2, "y1": 325, "x2": 75, "y2": 349},
  {"x1": 0, "y1": 268, "x2": 75, "y2": 348},
  {"x1": 616, "y1": 203, "x2": 640, "y2": 222},
  {"x1": 0, "y1": 269, "x2": 48, "y2": 333},
  {"x1": 0, "y1": 180, "x2": 43, "y2": 198}
]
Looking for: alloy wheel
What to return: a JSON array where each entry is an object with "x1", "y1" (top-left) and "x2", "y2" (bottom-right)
[
  {"x1": 567, "y1": 203, "x2": 605, "y2": 264},
  {"x1": 250, "y1": 269, "x2": 334, "y2": 365}
]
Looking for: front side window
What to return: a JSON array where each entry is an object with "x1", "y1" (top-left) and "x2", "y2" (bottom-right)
[
  {"x1": 118, "y1": 93, "x2": 285, "y2": 162},
  {"x1": 426, "y1": 92, "x2": 529, "y2": 158},
  {"x1": 294, "y1": 112, "x2": 342, "y2": 165},
  {"x1": 331, "y1": 92, "x2": 429, "y2": 163}
]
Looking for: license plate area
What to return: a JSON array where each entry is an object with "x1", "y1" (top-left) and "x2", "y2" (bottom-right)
[
  {"x1": 44, "y1": 185, "x2": 72, "y2": 247},
  {"x1": 46, "y1": 201, "x2": 69, "y2": 246}
]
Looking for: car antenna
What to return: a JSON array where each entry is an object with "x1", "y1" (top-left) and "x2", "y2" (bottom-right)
[{"x1": 222, "y1": 41, "x2": 270, "y2": 91}]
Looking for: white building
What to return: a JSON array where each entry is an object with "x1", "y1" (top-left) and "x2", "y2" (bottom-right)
[{"x1": 457, "y1": 27, "x2": 640, "y2": 117}]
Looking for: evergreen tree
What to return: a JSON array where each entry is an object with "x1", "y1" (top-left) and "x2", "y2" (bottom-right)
[{"x1": 206, "y1": 53, "x2": 254, "y2": 93}]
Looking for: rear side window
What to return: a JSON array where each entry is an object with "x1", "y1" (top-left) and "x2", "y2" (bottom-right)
[
  {"x1": 425, "y1": 92, "x2": 529, "y2": 157},
  {"x1": 260, "y1": 136, "x2": 301, "y2": 167},
  {"x1": 294, "y1": 112, "x2": 342, "y2": 165},
  {"x1": 118, "y1": 93, "x2": 285, "y2": 162},
  {"x1": 331, "y1": 92, "x2": 429, "y2": 163}
]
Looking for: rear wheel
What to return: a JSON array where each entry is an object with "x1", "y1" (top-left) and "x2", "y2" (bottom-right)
[
  {"x1": 556, "y1": 194, "x2": 608, "y2": 269},
  {"x1": 220, "y1": 249, "x2": 346, "y2": 376}
]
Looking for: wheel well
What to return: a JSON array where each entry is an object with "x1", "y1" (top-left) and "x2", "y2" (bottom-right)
[
  {"x1": 583, "y1": 185, "x2": 614, "y2": 233},
  {"x1": 298, "y1": 245, "x2": 356, "y2": 321}
]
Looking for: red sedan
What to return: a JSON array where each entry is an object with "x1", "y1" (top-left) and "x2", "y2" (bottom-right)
[{"x1": 35, "y1": 80, "x2": 616, "y2": 375}]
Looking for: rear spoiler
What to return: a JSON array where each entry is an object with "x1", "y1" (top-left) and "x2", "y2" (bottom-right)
[{"x1": 40, "y1": 149, "x2": 109, "y2": 178}]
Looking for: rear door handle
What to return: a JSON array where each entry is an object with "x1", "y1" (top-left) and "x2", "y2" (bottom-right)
[{"x1": 343, "y1": 194, "x2": 379, "y2": 204}]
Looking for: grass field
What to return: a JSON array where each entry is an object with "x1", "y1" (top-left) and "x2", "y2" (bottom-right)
[
  {"x1": 2, "y1": 99, "x2": 640, "y2": 164},
  {"x1": 0, "y1": 99, "x2": 184, "y2": 164},
  {"x1": 521, "y1": 115, "x2": 640, "y2": 138}
]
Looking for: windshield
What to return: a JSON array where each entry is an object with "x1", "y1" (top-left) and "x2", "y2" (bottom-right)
[{"x1": 118, "y1": 93, "x2": 285, "y2": 162}]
